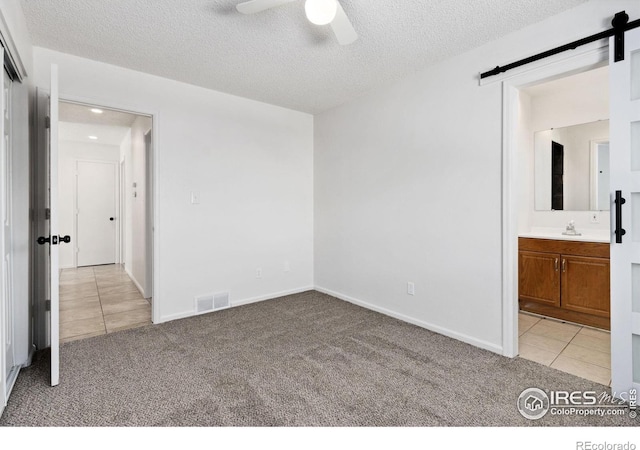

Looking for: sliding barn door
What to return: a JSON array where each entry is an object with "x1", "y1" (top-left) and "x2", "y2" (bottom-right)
[{"x1": 610, "y1": 27, "x2": 640, "y2": 398}]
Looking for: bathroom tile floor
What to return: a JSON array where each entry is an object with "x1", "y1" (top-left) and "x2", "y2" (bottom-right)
[
  {"x1": 59, "y1": 264, "x2": 151, "y2": 344},
  {"x1": 518, "y1": 312, "x2": 611, "y2": 386}
]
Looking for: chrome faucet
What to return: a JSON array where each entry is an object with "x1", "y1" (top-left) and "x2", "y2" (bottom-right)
[{"x1": 562, "y1": 220, "x2": 581, "y2": 236}]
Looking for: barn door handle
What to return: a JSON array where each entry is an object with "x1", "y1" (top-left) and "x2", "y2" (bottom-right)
[{"x1": 615, "y1": 190, "x2": 626, "y2": 244}]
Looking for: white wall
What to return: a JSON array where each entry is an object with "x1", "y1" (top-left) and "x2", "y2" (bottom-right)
[
  {"x1": 58, "y1": 139, "x2": 121, "y2": 268},
  {"x1": 518, "y1": 91, "x2": 535, "y2": 234},
  {"x1": 129, "y1": 115, "x2": 152, "y2": 295},
  {"x1": 520, "y1": 67, "x2": 610, "y2": 232},
  {"x1": 33, "y1": 47, "x2": 315, "y2": 322},
  {"x1": 314, "y1": 0, "x2": 640, "y2": 353}
]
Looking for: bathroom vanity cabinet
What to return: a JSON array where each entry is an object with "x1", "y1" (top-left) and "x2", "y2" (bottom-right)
[{"x1": 518, "y1": 237, "x2": 610, "y2": 330}]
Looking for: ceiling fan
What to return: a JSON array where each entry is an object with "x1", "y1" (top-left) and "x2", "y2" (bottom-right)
[{"x1": 236, "y1": 0, "x2": 358, "y2": 45}]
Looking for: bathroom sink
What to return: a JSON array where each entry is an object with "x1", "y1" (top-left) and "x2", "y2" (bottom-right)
[{"x1": 519, "y1": 227, "x2": 609, "y2": 243}]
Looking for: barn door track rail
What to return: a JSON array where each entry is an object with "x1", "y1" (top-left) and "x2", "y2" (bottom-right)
[{"x1": 481, "y1": 10, "x2": 640, "y2": 79}]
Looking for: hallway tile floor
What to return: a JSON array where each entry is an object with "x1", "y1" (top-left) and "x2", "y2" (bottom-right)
[
  {"x1": 518, "y1": 312, "x2": 611, "y2": 386},
  {"x1": 59, "y1": 264, "x2": 151, "y2": 344}
]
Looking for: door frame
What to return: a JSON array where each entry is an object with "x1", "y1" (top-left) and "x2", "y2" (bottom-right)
[
  {"x1": 143, "y1": 131, "x2": 153, "y2": 299},
  {"x1": 500, "y1": 42, "x2": 610, "y2": 358},
  {"x1": 74, "y1": 159, "x2": 119, "y2": 268},
  {"x1": 55, "y1": 94, "x2": 160, "y2": 325}
]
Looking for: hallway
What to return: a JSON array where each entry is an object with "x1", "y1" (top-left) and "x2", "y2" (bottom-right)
[{"x1": 59, "y1": 265, "x2": 151, "y2": 343}]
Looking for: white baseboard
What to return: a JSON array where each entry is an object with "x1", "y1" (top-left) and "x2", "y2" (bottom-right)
[
  {"x1": 156, "y1": 309, "x2": 193, "y2": 324},
  {"x1": 315, "y1": 286, "x2": 503, "y2": 355},
  {"x1": 157, "y1": 285, "x2": 314, "y2": 324},
  {"x1": 124, "y1": 266, "x2": 145, "y2": 298},
  {"x1": 231, "y1": 286, "x2": 314, "y2": 308}
]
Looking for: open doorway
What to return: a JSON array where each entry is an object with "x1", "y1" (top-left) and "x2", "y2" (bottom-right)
[
  {"x1": 515, "y1": 66, "x2": 612, "y2": 385},
  {"x1": 57, "y1": 101, "x2": 154, "y2": 343}
]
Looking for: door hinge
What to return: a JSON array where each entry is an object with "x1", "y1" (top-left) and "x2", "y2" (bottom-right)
[
  {"x1": 45, "y1": 300, "x2": 51, "y2": 311},
  {"x1": 45, "y1": 208, "x2": 51, "y2": 220},
  {"x1": 45, "y1": 116, "x2": 50, "y2": 129}
]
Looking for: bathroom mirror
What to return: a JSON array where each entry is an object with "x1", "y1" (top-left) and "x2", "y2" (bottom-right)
[{"x1": 534, "y1": 119, "x2": 610, "y2": 211}]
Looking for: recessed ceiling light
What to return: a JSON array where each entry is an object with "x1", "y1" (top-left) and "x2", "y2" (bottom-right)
[
  {"x1": 88, "y1": 136, "x2": 98, "y2": 140},
  {"x1": 90, "y1": 108, "x2": 103, "y2": 114}
]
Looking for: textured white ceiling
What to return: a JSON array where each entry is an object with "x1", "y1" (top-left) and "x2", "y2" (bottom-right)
[
  {"x1": 60, "y1": 101, "x2": 140, "y2": 127},
  {"x1": 59, "y1": 122, "x2": 131, "y2": 146},
  {"x1": 59, "y1": 101, "x2": 143, "y2": 145},
  {"x1": 21, "y1": 0, "x2": 588, "y2": 114}
]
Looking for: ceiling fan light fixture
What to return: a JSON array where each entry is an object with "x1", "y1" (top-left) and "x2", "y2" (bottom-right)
[{"x1": 305, "y1": 0, "x2": 337, "y2": 26}]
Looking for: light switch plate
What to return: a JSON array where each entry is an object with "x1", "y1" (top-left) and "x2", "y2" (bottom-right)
[{"x1": 191, "y1": 191, "x2": 200, "y2": 205}]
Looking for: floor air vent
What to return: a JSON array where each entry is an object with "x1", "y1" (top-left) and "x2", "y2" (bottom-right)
[
  {"x1": 195, "y1": 292, "x2": 230, "y2": 315},
  {"x1": 213, "y1": 292, "x2": 230, "y2": 310}
]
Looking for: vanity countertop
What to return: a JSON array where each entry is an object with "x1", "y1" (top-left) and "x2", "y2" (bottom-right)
[{"x1": 519, "y1": 227, "x2": 610, "y2": 243}]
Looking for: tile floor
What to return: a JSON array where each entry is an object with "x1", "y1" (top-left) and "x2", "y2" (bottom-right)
[
  {"x1": 519, "y1": 312, "x2": 611, "y2": 385},
  {"x1": 59, "y1": 264, "x2": 152, "y2": 344}
]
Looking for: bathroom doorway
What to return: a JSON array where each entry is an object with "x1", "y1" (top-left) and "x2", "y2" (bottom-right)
[{"x1": 513, "y1": 65, "x2": 612, "y2": 385}]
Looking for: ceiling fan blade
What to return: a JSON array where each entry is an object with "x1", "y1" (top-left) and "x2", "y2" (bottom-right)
[
  {"x1": 330, "y1": 1, "x2": 358, "y2": 45},
  {"x1": 236, "y1": 0, "x2": 297, "y2": 14}
]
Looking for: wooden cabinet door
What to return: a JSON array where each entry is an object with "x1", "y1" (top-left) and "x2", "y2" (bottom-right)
[
  {"x1": 561, "y1": 255, "x2": 610, "y2": 318},
  {"x1": 519, "y1": 251, "x2": 560, "y2": 307}
]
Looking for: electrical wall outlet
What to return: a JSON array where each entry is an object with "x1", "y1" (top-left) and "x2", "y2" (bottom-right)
[
  {"x1": 407, "y1": 282, "x2": 415, "y2": 296},
  {"x1": 590, "y1": 212, "x2": 599, "y2": 223},
  {"x1": 256, "y1": 268, "x2": 262, "y2": 279}
]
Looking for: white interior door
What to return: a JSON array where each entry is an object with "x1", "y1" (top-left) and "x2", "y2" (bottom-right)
[
  {"x1": 610, "y1": 28, "x2": 640, "y2": 398},
  {"x1": 0, "y1": 47, "x2": 7, "y2": 413},
  {"x1": 76, "y1": 161, "x2": 116, "y2": 267},
  {"x1": 48, "y1": 64, "x2": 60, "y2": 387},
  {"x1": 3, "y1": 68, "x2": 13, "y2": 384}
]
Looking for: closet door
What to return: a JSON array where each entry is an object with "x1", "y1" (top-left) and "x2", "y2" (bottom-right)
[{"x1": 0, "y1": 47, "x2": 6, "y2": 415}]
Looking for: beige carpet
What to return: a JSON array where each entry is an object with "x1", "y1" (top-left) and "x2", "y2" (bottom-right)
[{"x1": 1, "y1": 291, "x2": 637, "y2": 426}]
